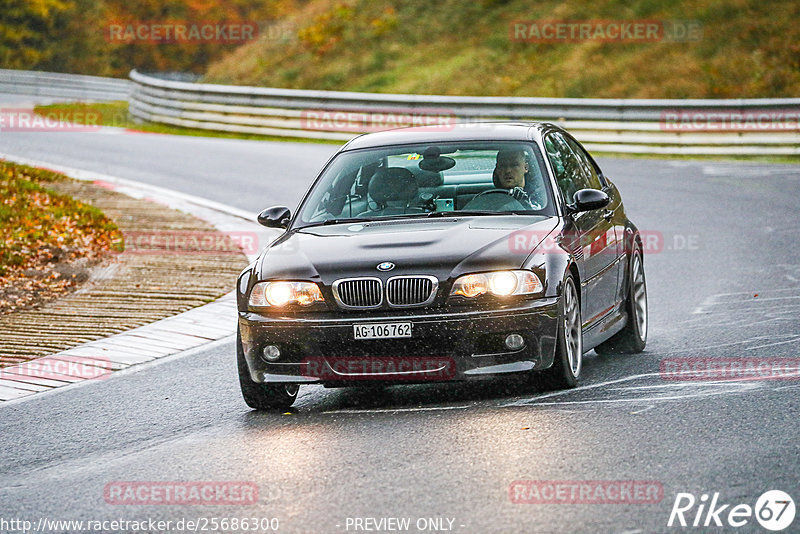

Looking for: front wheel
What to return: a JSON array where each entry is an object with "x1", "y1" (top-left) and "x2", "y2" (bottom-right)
[
  {"x1": 237, "y1": 328, "x2": 299, "y2": 410},
  {"x1": 595, "y1": 246, "x2": 647, "y2": 355},
  {"x1": 537, "y1": 274, "x2": 582, "y2": 390}
]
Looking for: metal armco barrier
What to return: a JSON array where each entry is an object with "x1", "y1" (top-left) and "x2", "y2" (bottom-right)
[
  {"x1": 128, "y1": 70, "x2": 800, "y2": 155},
  {"x1": 2, "y1": 69, "x2": 797, "y2": 155},
  {"x1": 0, "y1": 69, "x2": 130, "y2": 101}
]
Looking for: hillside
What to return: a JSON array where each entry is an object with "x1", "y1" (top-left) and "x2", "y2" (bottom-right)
[
  {"x1": 203, "y1": 0, "x2": 800, "y2": 98},
  {"x1": 1, "y1": 0, "x2": 300, "y2": 76}
]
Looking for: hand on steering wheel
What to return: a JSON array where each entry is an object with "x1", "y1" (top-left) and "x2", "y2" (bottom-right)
[{"x1": 470, "y1": 188, "x2": 533, "y2": 208}]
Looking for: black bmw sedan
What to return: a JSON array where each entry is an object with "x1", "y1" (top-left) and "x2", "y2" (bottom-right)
[{"x1": 236, "y1": 122, "x2": 647, "y2": 409}]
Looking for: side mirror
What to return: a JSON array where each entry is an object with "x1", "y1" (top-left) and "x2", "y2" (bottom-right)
[
  {"x1": 257, "y1": 206, "x2": 291, "y2": 229},
  {"x1": 571, "y1": 189, "x2": 610, "y2": 213}
]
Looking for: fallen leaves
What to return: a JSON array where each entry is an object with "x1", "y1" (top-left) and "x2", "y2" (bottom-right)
[{"x1": 0, "y1": 161, "x2": 124, "y2": 315}]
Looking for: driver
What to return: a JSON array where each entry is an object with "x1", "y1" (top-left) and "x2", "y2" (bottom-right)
[{"x1": 492, "y1": 148, "x2": 540, "y2": 208}]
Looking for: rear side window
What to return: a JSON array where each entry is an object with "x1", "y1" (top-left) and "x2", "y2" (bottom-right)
[
  {"x1": 565, "y1": 136, "x2": 603, "y2": 190},
  {"x1": 544, "y1": 132, "x2": 591, "y2": 203}
]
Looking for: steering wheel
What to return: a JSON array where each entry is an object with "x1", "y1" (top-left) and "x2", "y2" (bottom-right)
[{"x1": 464, "y1": 188, "x2": 527, "y2": 211}]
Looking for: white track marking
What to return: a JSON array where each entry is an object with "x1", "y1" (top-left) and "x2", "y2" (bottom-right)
[
  {"x1": 653, "y1": 334, "x2": 800, "y2": 356},
  {"x1": 0, "y1": 152, "x2": 272, "y2": 404},
  {"x1": 502, "y1": 372, "x2": 662, "y2": 407},
  {"x1": 324, "y1": 405, "x2": 470, "y2": 414},
  {"x1": 510, "y1": 382, "x2": 764, "y2": 408},
  {"x1": 0, "y1": 335, "x2": 234, "y2": 408},
  {"x1": 693, "y1": 287, "x2": 800, "y2": 314}
]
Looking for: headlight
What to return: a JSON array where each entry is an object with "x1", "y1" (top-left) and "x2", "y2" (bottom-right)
[
  {"x1": 249, "y1": 281, "x2": 324, "y2": 307},
  {"x1": 450, "y1": 270, "x2": 542, "y2": 298}
]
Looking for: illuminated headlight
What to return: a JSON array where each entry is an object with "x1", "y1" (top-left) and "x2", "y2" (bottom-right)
[
  {"x1": 450, "y1": 270, "x2": 543, "y2": 298},
  {"x1": 249, "y1": 281, "x2": 324, "y2": 307}
]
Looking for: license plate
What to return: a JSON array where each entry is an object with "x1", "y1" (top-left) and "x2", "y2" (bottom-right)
[{"x1": 353, "y1": 322, "x2": 412, "y2": 340}]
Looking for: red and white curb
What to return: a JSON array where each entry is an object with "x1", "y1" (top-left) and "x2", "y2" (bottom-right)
[{"x1": 0, "y1": 152, "x2": 281, "y2": 402}]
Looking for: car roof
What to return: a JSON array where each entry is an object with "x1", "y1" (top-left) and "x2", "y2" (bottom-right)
[{"x1": 341, "y1": 122, "x2": 557, "y2": 151}]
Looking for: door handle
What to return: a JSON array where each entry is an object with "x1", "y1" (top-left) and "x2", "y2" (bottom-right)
[{"x1": 602, "y1": 209, "x2": 614, "y2": 220}]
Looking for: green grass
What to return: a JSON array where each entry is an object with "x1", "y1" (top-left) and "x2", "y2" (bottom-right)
[
  {"x1": 33, "y1": 102, "x2": 344, "y2": 145},
  {"x1": 204, "y1": 0, "x2": 800, "y2": 99}
]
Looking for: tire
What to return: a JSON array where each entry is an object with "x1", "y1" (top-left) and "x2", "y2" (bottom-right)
[
  {"x1": 537, "y1": 274, "x2": 582, "y2": 390},
  {"x1": 237, "y1": 328, "x2": 299, "y2": 410},
  {"x1": 594, "y1": 245, "x2": 647, "y2": 355}
]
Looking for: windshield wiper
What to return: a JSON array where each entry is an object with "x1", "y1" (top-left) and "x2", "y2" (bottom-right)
[
  {"x1": 300, "y1": 217, "x2": 374, "y2": 228},
  {"x1": 426, "y1": 210, "x2": 516, "y2": 217},
  {"x1": 303, "y1": 211, "x2": 518, "y2": 228},
  {"x1": 320, "y1": 217, "x2": 374, "y2": 225}
]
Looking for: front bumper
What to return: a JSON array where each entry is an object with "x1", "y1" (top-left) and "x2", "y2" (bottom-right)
[{"x1": 238, "y1": 298, "x2": 560, "y2": 385}]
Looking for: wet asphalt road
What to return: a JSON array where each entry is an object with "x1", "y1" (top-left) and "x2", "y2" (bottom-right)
[{"x1": 1, "y1": 97, "x2": 799, "y2": 533}]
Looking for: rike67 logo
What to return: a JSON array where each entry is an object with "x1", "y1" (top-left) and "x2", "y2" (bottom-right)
[{"x1": 668, "y1": 490, "x2": 795, "y2": 531}]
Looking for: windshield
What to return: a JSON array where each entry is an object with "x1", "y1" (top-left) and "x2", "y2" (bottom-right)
[{"x1": 296, "y1": 141, "x2": 555, "y2": 226}]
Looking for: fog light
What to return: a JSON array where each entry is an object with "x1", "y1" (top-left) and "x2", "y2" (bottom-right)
[
  {"x1": 505, "y1": 334, "x2": 525, "y2": 351},
  {"x1": 262, "y1": 345, "x2": 281, "y2": 362}
]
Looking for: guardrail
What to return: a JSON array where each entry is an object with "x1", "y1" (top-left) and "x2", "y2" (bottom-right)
[
  {"x1": 0, "y1": 69, "x2": 130, "y2": 102},
  {"x1": 129, "y1": 70, "x2": 799, "y2": 156},
  {"x1": 1, "y1": 68, "x2": 796, "y2": 155}
]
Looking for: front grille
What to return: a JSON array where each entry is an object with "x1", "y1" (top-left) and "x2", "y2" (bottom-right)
[
  {"x1": 332, "y1": 278, "x2": 383, "y2": 308},
  {"x1": 386, "y1": 276, "x2": 438, "y2": 307}
]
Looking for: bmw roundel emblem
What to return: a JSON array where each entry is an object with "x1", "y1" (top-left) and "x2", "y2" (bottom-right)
[{"x1": 377, "y1": 262, "x2": 395, "y2": 272}]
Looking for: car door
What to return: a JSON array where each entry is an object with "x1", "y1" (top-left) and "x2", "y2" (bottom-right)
[
  {"x1": 564, "y1": 136, "x2": 626, "y2": 306},
  {"x1": 544, "y1": 132, "x2": 618, "y2": 330}
]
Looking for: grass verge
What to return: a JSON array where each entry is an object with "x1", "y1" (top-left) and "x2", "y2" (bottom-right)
[
  {"x1": 32, "y1": 102, "x2": 344, "y2": 144},
  {"x1": 0, "y1": 161, "x2": 124, "y2": 314},
  {"x1": 204, "y1": 0, "x2": 800, "y2": 99}
]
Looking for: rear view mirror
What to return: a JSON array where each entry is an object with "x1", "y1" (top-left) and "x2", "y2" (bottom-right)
[{"x1": 419, "y1": 146, "x2": 456, "y2": 172}]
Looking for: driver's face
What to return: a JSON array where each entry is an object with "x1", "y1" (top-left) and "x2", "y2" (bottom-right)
[{"x1": 494, "y1": 153, "x2": 528, "y2": 189}]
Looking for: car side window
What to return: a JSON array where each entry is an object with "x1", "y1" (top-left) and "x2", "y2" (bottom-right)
[
  {"x1": 544, "y1": 132, "x2": 590, "y2": 204},
  {"x1": 565, "y1": 136, "x2": 603, "y2": 190}
]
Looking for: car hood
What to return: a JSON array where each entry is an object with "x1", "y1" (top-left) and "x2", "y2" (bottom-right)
[{"x1": 256, "y1": 216, "x2": 558, "y2": 284}]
